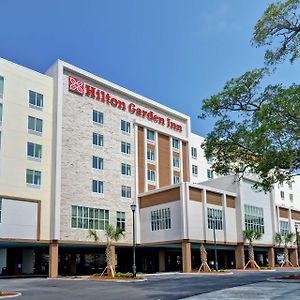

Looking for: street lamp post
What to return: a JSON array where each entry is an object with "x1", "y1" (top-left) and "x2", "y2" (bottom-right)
[
  {"x1": 295, "y1": 224, "x2": 299, "y2": 266},
  {"x1": 213, "y1": 219, "x2": 218, "y2": 271},
  {"x1": 130, "y1": 203, "x2": 137, "y2": 278}
]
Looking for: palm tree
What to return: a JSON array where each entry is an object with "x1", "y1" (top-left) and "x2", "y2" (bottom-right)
[
  {"x1": 243, "y1": 229, "x2": 263, "y2": 269},
  {"x1": 89, "y1": 224, "x2": 124, "y2": 277},
  {"x1": 274, "y1": 232, "x2": 295, "y2": 267},
  {"x1": 198, "y1": 244, "x2": 211, "y2": 272}
]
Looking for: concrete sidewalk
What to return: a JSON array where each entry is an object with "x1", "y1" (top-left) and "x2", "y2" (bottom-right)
[{"x1": 182, "y1": 281, "x2": 300, "y2": 299}]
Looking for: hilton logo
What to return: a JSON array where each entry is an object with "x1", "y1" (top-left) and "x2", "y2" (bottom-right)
[{"x1": 69, "y1": 77, "x2": 84, "y2": 95}]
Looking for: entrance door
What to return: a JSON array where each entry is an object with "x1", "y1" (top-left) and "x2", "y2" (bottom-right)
[{"x1": 7, "y1": 248, "x2": 22, "y2": 275}]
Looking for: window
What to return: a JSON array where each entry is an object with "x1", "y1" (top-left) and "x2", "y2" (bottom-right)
[
  {"x1": 207, "y1": 208, "x2": 223, "y2": 230},
  {"x1": 28, "y1": 116, "x2": 43, "y2": 134},
  {"x1": 26, "y1": 169, "x2": 41, "y2": 186},
  {"x1": 0, "y1": 103, "x2": 2, "y2": 126},
  {"x1": 0, "y1": 76, "x2": 4, "y2": 98},
  {"x1": 192, "y1": 165, "x2": 198, "y2": 176},
  {"x1": 0, "y1": 131, "x2": 1, "y2": 149},
  {"x1": 147, "y1": 149, "x2": 155, "y2": 162},
  {"x1": 147, "y1": 169, "x2": 156, "y2": 182},
  {"x1": 93, "y1": 132, "x2": 104, "y2": 147},
  {"x1": 147, "y1": 129, "x2": 155, "y2": 142},
  {"x1": 288, "y1": 182, "x2": 293, "y2": 190},
  {"x1": 151, "y1": 208, "x2": 171, "y2": 231},
  {"x1": 93, "y1": 110, "x2": 104, "y2": 125},
  {"x1": 121, "y1": 141, "x2": 130, "y2": 155},
  {"x1": 29, "y1": 90, "x2": 43, "y2": 108},
  {"x1": 121, "y1": 163, "x2": 131, "y2": 176},
  {"x1": 289, "y1": 194, "x2": 294, "y2": 202},
  {"x1": 92, "y1": 156, "x2": 103, "y2": 170},
  {"x1": 116, "y1": 211, "x2": 126, "y2": 231},
  {"x1": 280, "y1": 191, "x2": 285, "y2": 201},
  {"x1": 121, "y1": 185, "x2": 131, "y2": 198},
  {"x1": 92, "y1": 180, "x2": 104, "y2": 194},
  {"x1": 71, "y1": 205, "x2": 109, "y2": 230},
  {"x1": 173, "y1": 175, "x2": 180, "y2": 184},
  {"x1": 207, "y1": 156, "x2": 213, "y2": 164},
  {"x1": 207, "y1": 169, "x2": 214, "y2": 179},
  {"x1": 27, "y1": 142, "x2": 42, "y2": 160},
  {"x1": 172, "y1": 138, "x2": 179, "y2": 150},
  {"x1": 280, "y1": 221, "x2": 289, "y2": 236},
  {"x1": 0, "y1": 198, "x2": 2, "y2": 223},
  {"x1": 244, "y1": 205, "x2": 264, "y2": 234},
  {"x1": 121, "y1": 120, "x2": 130, "y2": 133},
  {"x1": 173, "y1": 157, "x2": 180, "y2": 169},
  {"x1": 191, "y1": 147, "x2": 197, "y2": 159}
]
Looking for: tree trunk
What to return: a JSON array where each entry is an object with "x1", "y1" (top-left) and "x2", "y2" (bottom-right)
[
  {"x1": 249, "y1": 244, "x2": 255, "y2": 268},
  {"x1": 106, "y1": 245, "x2": 115, "y2": 277},
  {"x1": 284, "y1": 247, "x2": 289, "y2": 267}
]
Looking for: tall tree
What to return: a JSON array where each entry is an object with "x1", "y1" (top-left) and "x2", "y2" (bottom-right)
[
  {"x1": 253, "y1": 0, "x2": 300, "y2": 65},
  {"x1": 243, "y1": 229, "x2": 263, "y2": 269},
  {"x1": 200, "y1": 68, "x2": 300, "y2": 191},
  {"x1": 274, "y1": 232, "x2": 295, "y2": 266}
]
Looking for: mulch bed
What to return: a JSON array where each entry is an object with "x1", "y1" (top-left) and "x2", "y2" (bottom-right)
[
  {"x1": 88, "y1": 276, "x2": 143, "y2": 281},
  {"x1": 0, "y1": 292, "x2": 18, "y2": 296},
  {"x1": 275, "y1": 275, "x2": 300, "y2": 280}
]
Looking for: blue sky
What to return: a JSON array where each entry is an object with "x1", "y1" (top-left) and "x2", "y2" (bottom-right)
[{"x1": 1, "y1": 0, "x2": 299, "y2": 136}]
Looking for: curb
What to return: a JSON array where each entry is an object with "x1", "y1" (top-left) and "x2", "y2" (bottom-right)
[{"x1": 0, "y1": 293, "x2": 22, "y2": 299}]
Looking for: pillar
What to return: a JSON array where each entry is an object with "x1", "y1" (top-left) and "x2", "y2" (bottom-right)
[
  {"x1": 107, "y1": 245, "x2": 115, "y2": 276},
  {"x1": 290, "y1": 248, "x2": 298, "y2": 266},
  {"x1": 70, "y1": 253, "x2": 76, "y2": 275},
  {"x1": 267, "y1": 247, "x2": 275, "y2": 268},
  {"x1": 158, "y1": 248, "x2": 165, "y2": 272},
  {"x1": 182, "y1": 241, "x2": 192, "y2": 273},
  {"x1": 49, "y1": 240, "x2": 58, "y2": 278},
  {"x1": 235, "y1": 245, "x2": 245, "y2": 269}
]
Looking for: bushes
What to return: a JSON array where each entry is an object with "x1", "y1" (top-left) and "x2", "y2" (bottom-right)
[{"x1": 115, "y1": 272, "x2": 133, "y2": 278}]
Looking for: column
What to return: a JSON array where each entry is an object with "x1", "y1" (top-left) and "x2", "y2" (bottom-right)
[
  {"x1": 49, "y1": 240, "x2": 59, "y2": 278},
  {"x1": 158, "y1": 248, "x2": 166, "y2": 272},
  {"x1": 235, "y1": 245, "x2": 245, "y2": 269},
  {"x1": 182, "y1": 241, "x2": 192, "y2": 273},
  {"x1": 267, "y1": 247, "x2": 275, "y2": 268},
  {"x1": 290, "y1": 248, "x2": 298, "y2": 266},
  {"x1": 107, "y1": 245, "x2": 116, "y2": 276}
]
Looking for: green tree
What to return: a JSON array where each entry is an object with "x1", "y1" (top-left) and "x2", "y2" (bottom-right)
[
  {"x1": 200, "y1": 68, "x2": 300, "y2": 191},
  {"x1": 253, "y1": 0, "x2": 300, "y2": 65},
  {"x1": 243, "y1": 229, "x2": 263, "y2": 269},
  {"x1": 89, "y1": 224, "x2": 124, "y2": 277},
  {"x1": 274, "y1": 232, "x2": 295, "y2": 266}
]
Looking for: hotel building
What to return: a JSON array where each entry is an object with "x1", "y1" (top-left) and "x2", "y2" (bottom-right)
[{"x1": 0, "y1": 57, "x2": 299, "y2": 276}]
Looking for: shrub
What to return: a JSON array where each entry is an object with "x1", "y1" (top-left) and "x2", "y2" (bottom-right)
[{"x1": 115, "y1": 272, "x2": 133, "y2": 278}]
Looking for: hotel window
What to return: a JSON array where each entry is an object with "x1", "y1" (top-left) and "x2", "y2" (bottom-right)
[
  {"x1": 147, "y1": 149, "x2": 155, "y2": 162},
  {"x1": 191, "y1": 147, "x2": 197, "y2": 159},
  {"x1": 0, "y1": 103, "x2": 2, "y2": 126},
  {"x1": 280, "y1": 191, "x2": 285, "y2": 201},
  {"x1": 26, "y1": 169, "x2": 41, "y2": 187},
  {"x1": 172, "y1": 138, "x2": 179, "y2": 150},
  {"x1": 147, "y1": 169, "x2": 156, "y2": 182},
  {"x1": 27, "y1": 142, "x2": 42, "y2": 160},
  {"x1": 0, "y1": 198, "x2": 2, "y2": 223},
  {"x1": 116, "y1": 211, "x2": 126, "y2": 231},
  {"x1": 29, "y1": 90, "x2": 43, "y2": 109},
  {"x1": 93, "y1": 132, "x2": 104, "y2": 147},
  {"x1": 93, "y1": 109, "x2": 104, "y2": 125},
  {"x1": 121, "y1": 141, "x2": 130, "y2": 155},
  {"x1": 288, "y1": 182, "x2": 293, "y2": 190},
  {"x1": 289, "y1": 194, "x2": 294, "y2": 202},
  {"x1": 244, "y1": 204, "x2": 264, "y2": 234},
  {"x1": 280, "y1": 220, "x2": 289, "y2": 236},
  {"x1": 207, "y1": 156, "x2": 213, "y2": 164},
  {"x1": 121, "y1": 185, "x2": 131, "y2": 198},
  {"x1": 173, "y1": 175, "x2": 180, "y2": 184},
  {"x1": 121, "y1": 163, "x2": 131, "y2": 176},
  {"x1": 147, "y1": 129, "x2": 155, "y2": 142},
  {"x1": 151, "y1": 208, "x2": 171, "y2": 231},
  {"x1": 71, "y1": 205, "x2": 109, "y2": 230},
  {"x1": 121, "y1": 120, "x2": 130, "y2": 134},
  {"x1": 192, "y1": 165, "x2": 198, "y2": 176},
  {"x1": 92, "y1": 180, "x2": 104, "y2": 194},
  {"x1": 28, "y1": 116, "x2": 43, "y2": 135},
  {"x1": 207, "y1": 169, "x2": 214, "y2": 179},
  {"x1": 207, "y1": 208, "x2": 223, "y2": 230},
  {"x1": 92, "y1": 156, "x2": 103, "y2": 170},
  {"x1": 173, "y1": 157, "x2": 180, "y2": 169},
  {"x1": 0, "y1": 76, "x2": 4, "y2": 98}
]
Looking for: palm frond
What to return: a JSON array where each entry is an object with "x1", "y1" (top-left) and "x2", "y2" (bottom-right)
[
  {"x1": 88, "y1": 229, "x2": 99, "y2": 242},
  {"x1": 274, "y1": 232, "x2": 283, "y2": 245}
]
